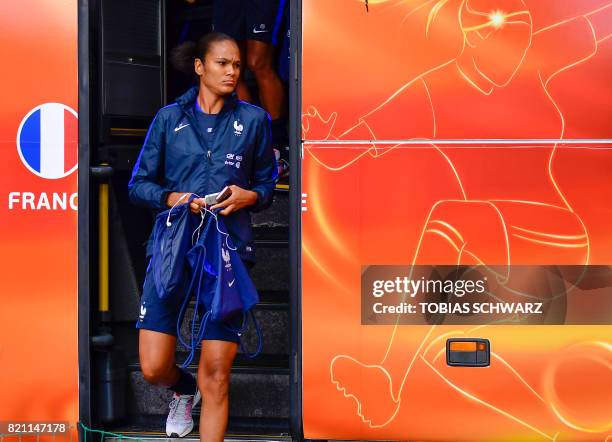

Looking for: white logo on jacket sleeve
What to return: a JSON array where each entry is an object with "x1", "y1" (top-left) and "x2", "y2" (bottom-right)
[
  {"x1": 139, "y1": 303, "x2": 147, "y2": 321},
  {"x1": 233, "y1": 120, "x2": 243, "y2": 136}
]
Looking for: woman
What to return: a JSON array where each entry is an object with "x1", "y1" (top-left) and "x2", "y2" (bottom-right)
[{"x1": 128, "y1": 32, "x2": 277, "y2": 441}]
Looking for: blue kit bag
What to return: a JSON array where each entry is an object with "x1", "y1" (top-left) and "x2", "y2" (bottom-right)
[
  {"x1": 149, "y1": 194, "x2": 201, "y2": 300},
  {"x1": 177, "y1": 209, "x2": 262, "y2": 367}
]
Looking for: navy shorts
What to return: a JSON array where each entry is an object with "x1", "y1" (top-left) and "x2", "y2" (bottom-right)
[
  {"x1": 136, "y1": 264, "x2": 241, "y2": 343},
  {"x1": 213, "y1": 0, "x2": 286, "y2": 44}
]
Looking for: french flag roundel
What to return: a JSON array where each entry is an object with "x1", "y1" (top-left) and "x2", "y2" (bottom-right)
[{"x1": 17, "y1": 103, "x2": 78, "y2": 180}]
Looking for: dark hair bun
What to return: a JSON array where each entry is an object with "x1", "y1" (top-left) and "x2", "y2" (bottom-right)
[
  {"x1": 170, "y1": 32, "x2": 237, "y2": 77},
  {"x1": 170, "y1": 41, "x2": 197, "y2": 75}
]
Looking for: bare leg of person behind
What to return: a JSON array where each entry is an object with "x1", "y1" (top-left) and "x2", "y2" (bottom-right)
[
  {"x1": 246, "y1": 38, "x2": 284, "y2": 120},
  {"x1": 246, "y1": 36, "x2": 289, "y2": 176},
  {"x1": 245, "y1": 0, "x2": 290, "y2": 175},
  {"x1": 213, "y1": 0, "x2": 289, "y2": 174},
  {"x1": 235, "y1": 40, "x2": 253, "y2": 103}
]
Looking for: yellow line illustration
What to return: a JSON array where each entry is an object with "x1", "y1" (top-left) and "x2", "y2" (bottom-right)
[
  {"x1": 313, "y1": 0, "x2": 612, "y2": 436},
  {"x1": 421, "y1": 355, "x2": 555, "y2": 441}
]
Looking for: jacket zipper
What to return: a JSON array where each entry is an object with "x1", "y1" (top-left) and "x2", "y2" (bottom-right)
[{"x1": 183, "y1": 110, "x2": 211, "y2": 195}]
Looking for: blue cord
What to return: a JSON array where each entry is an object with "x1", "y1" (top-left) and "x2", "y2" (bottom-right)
[
  {"x1": 180, "y1": 248, "x2": 210, "y2": 368},
  {"x1": 176, "y1": 247, "x2": 201, "y2": 349},
  {"x1": 238, "y1": 311, "x2": 263, "y2": 359}
]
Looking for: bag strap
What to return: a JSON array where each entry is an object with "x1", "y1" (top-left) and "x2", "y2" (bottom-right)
[
  {"x1": 177, "y1": 214, "x2": 218, "y2": 368},
  {"x1": 176, "y1": 246, "x2": 201, "y2": 349},
  {"x1": 177, "y1": 244, "x2": 209, "y2": 367},
  {"x1": 180, "y1": 310, "x2": 210, "y2": 369},
  {"x1": 237, "y1": 311, "x2": 263, "y2": 359}
]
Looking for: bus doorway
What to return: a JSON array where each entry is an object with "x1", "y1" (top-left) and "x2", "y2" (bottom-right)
[{"x1": 80, "y1": 0, "x2": 300, "y2": 438}]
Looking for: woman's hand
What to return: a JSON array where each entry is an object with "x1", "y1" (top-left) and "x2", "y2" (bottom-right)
[
  {"x1": 209, "y1": 185, "x2": 258, "y2": 216},
  {"x1": 168, "y1": 185, "x2": 257, "y2": 216},
  {"x1": 166, "y1": 192, "x2": 203, "y2": 214}
]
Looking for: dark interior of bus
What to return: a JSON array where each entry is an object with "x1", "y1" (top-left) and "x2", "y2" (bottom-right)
[{"x1": 85, "y1": 0, "x2": 293, "y2": 437}]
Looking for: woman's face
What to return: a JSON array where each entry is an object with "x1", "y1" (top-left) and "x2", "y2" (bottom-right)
[
  {"x1": 461, "y1": 0, "x2": 532, "y2": 86},
  {"x1": 195, "y1": 40, "x2": 241, "y2": 96}
]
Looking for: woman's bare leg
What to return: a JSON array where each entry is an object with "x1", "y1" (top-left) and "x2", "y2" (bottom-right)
[
  {"x1": 139, "y1": 329, "x2": 180, "y2": 386},
  {"x1": 198, "y1": 340, "x2": 238, "y2": 442}
]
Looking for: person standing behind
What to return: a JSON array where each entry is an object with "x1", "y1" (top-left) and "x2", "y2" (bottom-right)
[{"x1": 213, "y1": 0, "x2": 289, "y2": 173}]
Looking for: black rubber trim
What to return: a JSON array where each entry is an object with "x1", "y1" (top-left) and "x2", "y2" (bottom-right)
[
  {"x1": 288, "y1": 0, "x2": 304, "y2": 439},
  {"x1": 78, "y1": 0, "x2": 93, "y2": 430},
  {"x1": 187, "y1": 290, "x2": 289, "y2": 310},
  {"x1": 254, "y1": 238, "x2": 290, "y2": 248},
  {"x1": 253, "y1": 225, "x2": 289, "y2": 240}
]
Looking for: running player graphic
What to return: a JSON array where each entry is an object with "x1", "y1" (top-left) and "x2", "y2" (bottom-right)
[{"x1": 302, "y1": 0, "x2": 612, "y2": 437}]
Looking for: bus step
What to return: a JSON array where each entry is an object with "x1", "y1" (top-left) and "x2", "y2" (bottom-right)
[
  {"x1": 104, "y1": 416, "x2": 290, "y2": 440},
  {"x1": 127, "y1": 369, "x2": 289, "y2": 419}
]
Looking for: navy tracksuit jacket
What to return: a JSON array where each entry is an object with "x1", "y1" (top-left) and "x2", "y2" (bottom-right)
[{"x1": 128, "y1": 87, "x2": 277, "y2": 263}]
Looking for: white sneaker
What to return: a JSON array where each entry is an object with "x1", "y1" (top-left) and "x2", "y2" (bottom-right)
[{"x1": 165, "y1": 389, "x2": 201, "y2": 437}]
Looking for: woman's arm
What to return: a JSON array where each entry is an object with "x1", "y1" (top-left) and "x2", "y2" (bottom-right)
[
  {"x1": 206, "y1": 113, "x2": 277, "y2": 215},
  {"x1": 128, "y1": 112, "x2": 172, "y2": 210}
]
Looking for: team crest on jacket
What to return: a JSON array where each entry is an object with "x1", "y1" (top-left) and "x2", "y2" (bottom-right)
[
  {"x1": 233, "y1": 120, "x2": 243, "y2": 136},
  {"x1": 222, "y1": 246, "x2": 232, "y2": 269}
]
